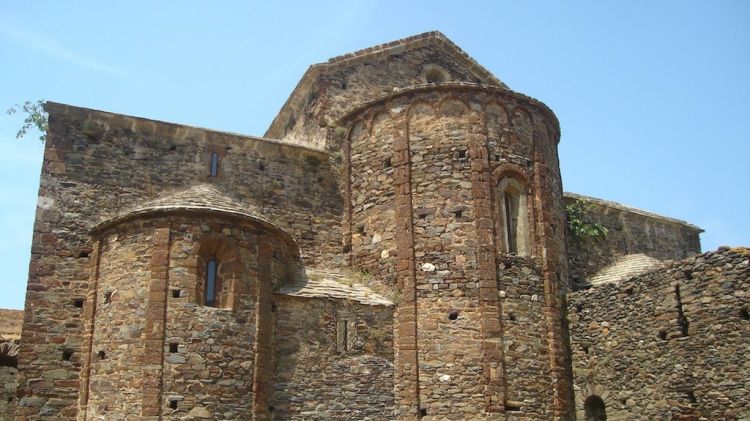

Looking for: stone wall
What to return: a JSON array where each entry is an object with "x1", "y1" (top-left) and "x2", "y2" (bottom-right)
[
  {"x1": 270, "y1": 295, "x2": 394, "y2": 420},
  {"x1": 0, "y1": 309, "x2": 21, "y2": 419},
  {"x1": 266, "y1": 32, "x2": 504, "y2": 149},
  {"x1": 77, "y1": 211, "x2": 298, "y2": 420},
  {"x1": 17, "y1": 102, "x2": 342, "y2": 419},
  {"x1": 1, "y1": 365, "x2": 17, "y2": 418},
  {"x1": 565, "y1": 193, "x2": 702, "y2": 286},
  {"x1": 568, "y1": 248, "x2": 750, "y2": 420},
  {"x1": 340, "y1": 83, "x2": 574, "y2": 419}
]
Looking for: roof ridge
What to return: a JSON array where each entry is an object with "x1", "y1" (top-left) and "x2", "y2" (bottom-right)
[{"x1": 564, "y1": 192, "x2": 703, "y2": 232}]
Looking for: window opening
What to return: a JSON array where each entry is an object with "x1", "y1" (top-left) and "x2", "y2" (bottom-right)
[
  {"x1": 210, "y1": 152, "x2": 219, "y2": 177},
  {"x1": 205, "y1": 258, "x2": 218, "y2": 307},
  {"x1": 584, "y1": 395, "x2": 607, "y2": 421},
  {"x1": 73, "y1": 298, "x2": 84, "y2": 308},
  {"x1": 504, "y1": 192, "x2": 518, "y2": 254}
]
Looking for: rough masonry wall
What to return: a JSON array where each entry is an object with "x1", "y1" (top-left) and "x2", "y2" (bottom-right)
[
  {"x1": 568, "y1": 248, "x2": 750, "y2": 420},
  {"x1": 83, "y1": 223, "x2": 153, "y2": 419},
  {"x1": 79, "y1": 213, "x2": 298, "y2": 420},
  {"x1": 270, "y1": 295, "x2": 394, "y2": 420},
  {"x1": 564, "y1": 193, "x2": 702, "y2": 285},
  {"x1": 18, "y1": 102, "x2": 342, "y2": 419},
  {"x1": 1, "y1": 309, "x2": 23, "y2": 419},
  {"x1": 269, "y1": 33, "x2": 503, "y2": 149},
  {"x1": 341, "y1": 84, "x2": 574, "y2": 419}
]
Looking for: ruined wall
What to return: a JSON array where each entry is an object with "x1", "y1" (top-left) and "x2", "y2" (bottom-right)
[
  {"x1": 340, "y1": 84, "x2": 574, "y2": 419},
  {"x1": 568, "y1": 248, "x2": 750, "y2": 420},
  {"x1": 565, "y1": 193, "x2": 702, "y2": 285},
  {"x1": 17, "y1": 102, "x2": 342, "y2": 419},
  {"x1": 267, "y1": 32, "x2": 503, "y2": 149},
  {"x1": 270, "y1": 295, "x2": 394, "y2": 420}
]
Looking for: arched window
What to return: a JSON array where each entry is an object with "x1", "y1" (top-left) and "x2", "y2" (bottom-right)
[
  {"x1": 204, "y1": 258, "x2": 218, "y2": 307},
  {"x1": 496, "y1": 176, "x2": 530, "y2": 256},
  {"x1": 209, "y1": 152, "x2": 219, "y2": 177},
  {"x1": 196, "y1": 234, "x2": 243, "y2": 309},
  {"x1": 584, "y1": 395, "x2": 607, "y2": 421}
]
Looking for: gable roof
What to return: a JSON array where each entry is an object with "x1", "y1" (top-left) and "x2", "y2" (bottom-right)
[{"x1": 265, "y1": 31, "x2": 505, "y2": 139}]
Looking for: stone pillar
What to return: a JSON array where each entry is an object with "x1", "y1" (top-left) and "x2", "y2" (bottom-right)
[
  {"x1": 392, "y1": 113, "x2": 421, "y2": 420},
  {"x1": 142, "y1": 226, "x2": 170, "y2": 417},
  {"x1": 77, "y1": 240, "x2": 101, "y2": 420}
]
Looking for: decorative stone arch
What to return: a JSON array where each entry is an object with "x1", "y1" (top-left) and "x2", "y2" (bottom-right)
[
  {"x1": 196, "y1": 233, "x2": 244, "y2": 309},
  {"x1": 421, "y1": 63, "x2": 450, "y2": 84},
  {"x1": 511, "y1": 106, "x2": 533, "y2": 130},
  {"x1": 492, "y1": 164, "x2": 532, "y2": 256},
  {"x1": 406, "y1": 100, "x2": 437, "y2": 121},
  {"x1": 483, "y1": 101, "x2": 510, "y2": 159},
  {"x1": 347, "y1": 119, "x2": 367, "y2": 143},
  {"x1": 575, "y1": 383, "x2": 613, "y2": 421},
  {"x1": 369, "y1": 109, "x2": 393, "y2": 138},
  {"x1": 484, "y1": 100, "x2": 510, "y2": 126},
  {"x1": 437, "y1": 96, "x2": 469, "y2": 117}
]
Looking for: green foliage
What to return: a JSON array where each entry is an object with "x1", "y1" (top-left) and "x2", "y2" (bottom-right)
[
  {"x1": 6, "y1": 100, "x2": 48, "y2": 142},
  {"x1": 566, "y1": 200, "x2": 608, "y2": 242}
]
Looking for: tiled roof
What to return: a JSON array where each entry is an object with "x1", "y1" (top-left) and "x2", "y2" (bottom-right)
[
  {"x1": 276, "y1": 268, "x2": 394, "y2": 307},
  {"x1": 589, "y1": 254, "x2": 665, "y2": 285},
  {"x1": 91, "y1": 184, "x2": 298, "y2": 255}
]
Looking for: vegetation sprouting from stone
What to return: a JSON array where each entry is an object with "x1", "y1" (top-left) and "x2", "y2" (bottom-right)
[
  {"x1": 6, "y1": 100, "x2": 48, "y2": 142},
  {"x1": 0, "y1": 342, "x2": 19, "y2": 368},
  {"x1": 565, "y1": 200, "x2": 608, "y2": 242}
]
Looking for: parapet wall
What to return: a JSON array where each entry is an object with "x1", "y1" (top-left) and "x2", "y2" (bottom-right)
[
  {"x1": 568, "y1": 248, "x2": 750, "y2": 420},
  {"x1": 564, "y1": 193, "x2": 702, "y2": 285}
]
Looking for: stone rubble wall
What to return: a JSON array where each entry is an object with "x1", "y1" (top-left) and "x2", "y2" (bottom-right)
[
  {"x1": 340, "y1": 84, "x2": 574, "y2": 420},
  {"x1": 269, "y1": 295, "x2": 394, "y2": 420},
  {"x1": 565, "y1": 194, "x2": 702, "y2": 285},
  {"x1": 78, "y1": 214, "x2": 298, "y2": 420},
  {"x1": 17, "y1": 102, "x2": 342, "y2": 419},
  {"x1": 1, "y1": 365, "x2": 17, "y2": 418},
  {"x1": 271, "y1": 38, "x2": 503, "y2": 149},
  {"x1": 568, "y1": 248, "x2": 750, "y2": 420}
]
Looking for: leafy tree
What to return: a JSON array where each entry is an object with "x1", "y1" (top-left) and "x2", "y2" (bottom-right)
[
  {"x1": 6, "y1": 100, "x2": 48, "y2": 142},
  {"x1": 565, "y1": 200, "x2": 608, "y2": 242}
]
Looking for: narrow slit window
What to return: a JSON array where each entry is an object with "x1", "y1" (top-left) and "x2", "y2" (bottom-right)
[
  {"x1": 209, "y1": 152, "x2": 219, "y2": 177},
  {"x1": 497, "y1": 177, "x2": 528, "y2": 256},
  {"x1": 205, "y1": 258, "x2": 218, "y2": 307},
  {"x1": 504, "y1": 192, "x2": 518, "y2": 254}
]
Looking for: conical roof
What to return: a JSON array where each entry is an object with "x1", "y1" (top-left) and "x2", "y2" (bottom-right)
[{"x1": 91, "y1": 184, "x2": 297, "y2": 254}]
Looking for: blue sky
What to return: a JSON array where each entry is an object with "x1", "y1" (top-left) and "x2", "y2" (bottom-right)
[{"x1": 1, "y1": 1, "x2": 748, "y2": 309}]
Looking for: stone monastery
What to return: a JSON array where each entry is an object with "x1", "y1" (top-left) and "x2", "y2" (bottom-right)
[{"x1": 1, "y1": 32, "x2": 748, "y2": 420}]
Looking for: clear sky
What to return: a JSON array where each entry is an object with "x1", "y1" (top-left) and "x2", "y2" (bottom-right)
[{"x1": 1, "y1": 1, "x2": 748, "y2": 309}]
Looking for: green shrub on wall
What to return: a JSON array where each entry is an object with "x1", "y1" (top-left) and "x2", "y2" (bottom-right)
[{"x1": 566, "y1": 200, "x2": 608, "y2": 243}]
